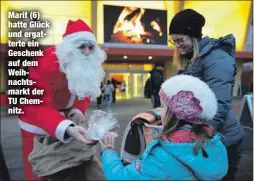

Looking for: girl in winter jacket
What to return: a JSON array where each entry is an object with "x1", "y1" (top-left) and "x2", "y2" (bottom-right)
[
  {"x1": 100, "y1": 75, "x2": 228, "y2": 180},
  {"x1": 168, "y1": 9, "x2": 245, "y2": 180}
]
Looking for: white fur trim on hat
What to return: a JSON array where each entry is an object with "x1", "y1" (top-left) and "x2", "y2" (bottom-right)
[
  {"x1": 160, "y1": 75, "x2": 217, "y2": 121},
  {"x1": 63, "y1": 31, "x2": 96, "y2": 44}
]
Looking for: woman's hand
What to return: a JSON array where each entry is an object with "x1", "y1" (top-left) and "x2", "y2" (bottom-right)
[
  {"x1": 99, "y1": 132, "x2": 117, "y2": 151},
  {"x1": 66, "y1": 125, "x2": 97, "y2": 145}
]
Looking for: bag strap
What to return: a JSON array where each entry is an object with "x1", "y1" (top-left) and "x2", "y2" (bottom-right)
[{"x1": 145, "y1": 110, "x2": 161, "y2": 121}]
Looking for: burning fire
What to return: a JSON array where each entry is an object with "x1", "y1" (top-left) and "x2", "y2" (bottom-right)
[
  {"x1": 113, "y1": 7, "x2": 145, "y2": 38},
  {"x1": 110, "y1": 7, "x2": 163, "y2": 44},
  {"x1": 150, "y1": 20, "x2": 163, "y2": 36}
]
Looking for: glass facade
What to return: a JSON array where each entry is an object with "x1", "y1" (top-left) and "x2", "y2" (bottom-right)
[
  {"x1": 104, "y1": 63, "x2": 153, "y2": 100},
  {"x1": 108, "y1": 72, "x2": 150, "y2": 100}
]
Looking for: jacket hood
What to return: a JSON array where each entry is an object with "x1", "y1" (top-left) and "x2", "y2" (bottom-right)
[
  {"x1": 161, "y1": 134, "x2": 227, "y2": 180},
  {"x1": 149, "y1": 67, "x2": 161, "y2": 74},
  {"x1": 143, "y1": 134, "x2": 228, "y2": 180},
  {"x1": 198, "y1": 34, "x2": 236, "y2": 58}
]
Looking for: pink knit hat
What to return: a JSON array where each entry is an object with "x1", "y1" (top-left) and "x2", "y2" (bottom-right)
[{"x1": 159, "y1": 75, "x2": 217, "y2": 124}]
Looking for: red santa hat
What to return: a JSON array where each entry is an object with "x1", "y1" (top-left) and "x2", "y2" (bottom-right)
[{"x1": 62, "y1": 19, "x2": 96, "y2": 43}]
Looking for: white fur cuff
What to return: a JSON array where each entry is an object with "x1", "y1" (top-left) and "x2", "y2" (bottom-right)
[{"x1": 55, "y1": 119, "x2": 76, "y2": 143}]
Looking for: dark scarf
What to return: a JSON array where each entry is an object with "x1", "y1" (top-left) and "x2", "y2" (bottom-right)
[{"x1": 183, "y1": 51, "x2": 194, "y2": 60}]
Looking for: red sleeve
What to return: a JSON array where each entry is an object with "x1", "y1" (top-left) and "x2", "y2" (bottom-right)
[
  {"x1": 72, "y1": 98, "x2": 91, "y2": 115},
  {"x1": 19, "y1": 52, "x2": 73, "y2": 141}
]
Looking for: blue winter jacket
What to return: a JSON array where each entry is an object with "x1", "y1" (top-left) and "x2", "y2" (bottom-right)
[
  {"x1": 180, "y1": 34, "x2": 245, "y2": 146},
  {"x1": 101, "y1": 134, "x2": 228, "y2": 180}
]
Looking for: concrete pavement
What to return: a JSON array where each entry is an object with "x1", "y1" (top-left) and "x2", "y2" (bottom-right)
[{"x1": 1, "y1": 99, "x2": 253, "y2": 180}]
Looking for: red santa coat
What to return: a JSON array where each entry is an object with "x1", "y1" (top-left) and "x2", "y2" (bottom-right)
[
  {"x1": 18, "y1": 46, "x2": 91, "y2": 180},
  {"x1": 19, "y1": 46, "x2": 91, "y2": 142}
]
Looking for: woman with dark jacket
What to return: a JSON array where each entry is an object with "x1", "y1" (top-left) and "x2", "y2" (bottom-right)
[
  {"x1": 168, "y1": 9, "x2": 245, "y2": 181},
  {"x1": 150, "y1": 64, "x2": 164, "y2": 108}
]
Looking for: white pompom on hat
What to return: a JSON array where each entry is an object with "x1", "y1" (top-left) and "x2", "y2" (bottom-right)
[{"x1": 159, "y1": 75, "x2": 217, "y2": 124}]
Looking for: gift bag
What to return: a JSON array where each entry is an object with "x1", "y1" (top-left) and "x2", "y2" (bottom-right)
[{"x1": 28, "y1": 135, "x2": 104, "y2": 181}]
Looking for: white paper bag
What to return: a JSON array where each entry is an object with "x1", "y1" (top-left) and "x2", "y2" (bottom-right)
[{"x1": 87, "y1": 110, "x2": 119, "y2": 140}]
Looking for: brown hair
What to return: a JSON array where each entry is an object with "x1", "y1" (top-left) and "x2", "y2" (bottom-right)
[
  {"x1": 162, "y1": 108, "x2": 212, "y2": 156},
  {"x1": 172, "y1": 37, "x2": 199, "y2": 70}
]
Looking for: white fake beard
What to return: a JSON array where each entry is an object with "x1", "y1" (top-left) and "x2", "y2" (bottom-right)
[{"x1": 55, "y1": 42, "x2": 105, "y2": 100}]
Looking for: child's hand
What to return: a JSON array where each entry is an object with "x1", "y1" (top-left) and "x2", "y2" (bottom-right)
[{"x1": 99, "y1": 132, "x2": 117, "y2": 151}]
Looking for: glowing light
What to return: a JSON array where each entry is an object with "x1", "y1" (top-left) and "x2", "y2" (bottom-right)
[{"x1": 183, "y1": 1, "x2": 252, "y2": 51}]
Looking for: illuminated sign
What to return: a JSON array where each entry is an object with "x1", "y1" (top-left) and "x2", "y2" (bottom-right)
[{"x1": 104, "y1": 5, "x2": 167, "y2": 45}]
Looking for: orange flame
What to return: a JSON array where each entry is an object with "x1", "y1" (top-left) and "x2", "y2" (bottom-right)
[
  {"x1": 150, "y1": 20, "x2": 162, "y2": 36},
  {"x1": 113, "y1": 7, "x2": 146, "y2": 39},
  {"x1": 111, "y1": 7, "x2": 163, "y2": 44}
]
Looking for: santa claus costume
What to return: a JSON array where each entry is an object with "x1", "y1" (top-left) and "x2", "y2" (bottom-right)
[{"x1": 18, "y1": 19, "x2": 105, "y2": 180}]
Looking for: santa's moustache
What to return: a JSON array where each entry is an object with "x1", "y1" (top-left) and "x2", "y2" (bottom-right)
[{"x1": 55, "y1": 42, "x2": 105, "y2": 100}]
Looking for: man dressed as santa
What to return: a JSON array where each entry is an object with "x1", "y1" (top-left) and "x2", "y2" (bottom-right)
[{"x1": 18, "y1": 19, "x2": 106, "y2": 180}]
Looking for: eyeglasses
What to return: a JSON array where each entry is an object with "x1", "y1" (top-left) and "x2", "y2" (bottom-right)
[
  {"x1": 168, "y1": 36, "x2": 188, "y2": 46},
  {"x1": 78, "y1": 42, "x2": 95, "y2": 52}
]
